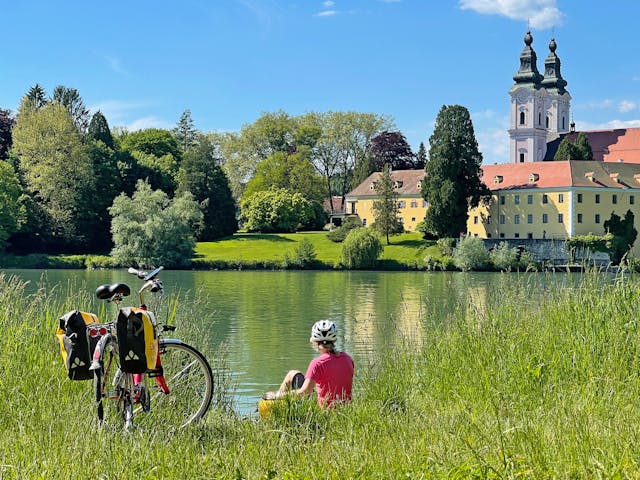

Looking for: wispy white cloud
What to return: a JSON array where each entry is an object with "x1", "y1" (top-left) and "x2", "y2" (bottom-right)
[
  {"x1": 458, "y1": 0, "x2": 564, "y2": 29},
  {"x1": 580, "y1": 99, "x2": 614, "y2": 110},
  {"x1": 577, "y1": 119, "x2": 640, "y2": 131},
  {"x1": 105, "y1": 55, "x2": 129, "y2": 76},
  {"x1": 88, "y1": 100, "x2": 148, "y2": 123},
  {"x1": 619, "y1": 100, "x2": 637, "y2": 113},
  {"x1": 322, "y1": 0, "x2": 335, "y2": 6},
  {"x1": 127, "y1": 116, "x2": 173, "y2": 131},
  {"x1": 316, "y1": 9, "x2": 337, "y2": 17}
]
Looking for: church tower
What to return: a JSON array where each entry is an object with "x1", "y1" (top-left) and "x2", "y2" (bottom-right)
[{"x1": 508, "y1": 32, "x2": 571, "y2": 162}]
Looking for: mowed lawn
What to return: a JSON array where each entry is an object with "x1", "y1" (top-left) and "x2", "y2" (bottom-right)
[{"x1": 195, "y1": 231, "x2": 440, "y2": 268}]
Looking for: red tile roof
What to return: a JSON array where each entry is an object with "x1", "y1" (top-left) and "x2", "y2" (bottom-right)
[
  {"x1": 564, "y1": 128, "x2": 640, "y2": 163},
  {"x1": 481, "y1": 160, "x2": 640, "y2": 190},
  {"x1": 346, "y1": 169, "x2": 425, "y2": 197}
]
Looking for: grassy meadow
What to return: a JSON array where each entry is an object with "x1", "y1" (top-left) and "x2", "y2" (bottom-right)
[{"x1": 3, "y1": 271, "x2": 640, "y2": 478}]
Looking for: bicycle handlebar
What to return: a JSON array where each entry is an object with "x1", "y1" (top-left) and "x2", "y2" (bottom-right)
[{"x1": 128, "y1": 266, "x2": 164, "y2": 281}]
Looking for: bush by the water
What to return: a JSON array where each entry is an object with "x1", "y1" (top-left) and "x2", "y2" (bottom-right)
[
  {"x1": 326, "y1": 216, "x2": 362, "y2": 243},
  {"x1": 453, "y1": 236, "x2": 490, "y2": 271},
  {"x1": 339, "y1": 227, "x2": 383, "y2": 269}
]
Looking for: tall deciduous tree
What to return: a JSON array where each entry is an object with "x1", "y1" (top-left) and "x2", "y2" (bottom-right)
[
  {"x1": 177, "y1": 134, "x2": 238, "y2": 240},
  {"x1": 604, "y1": 209, "x2": 637, "y2": 264},
  {"x1": 369, "y1": 131, "x2": 416, "y2": 172},
  {"x1": 421, "y1": 105, "x2": 490, "y2": 238},
  {"x1": 173, "y1": 109, "x2": 198, "y2": 152},
  {"x1": 12, "y1": 101, "x2": 95, "y2": 248},
  {"x1": 240, "y1": 187, "x2": 313, "y2": 233},
  {"x1": 0, "y1": 109, "x2": 15, "y2": 160},
  {"x1": 0, "y1": 161, "x2": 23, "y2": 250},
  {"x1": 372, "y1": 165, "x2": 403, "y2": 244},
  {"x1": 52, "y1": 86, "x2": 90, "y2": 132}
]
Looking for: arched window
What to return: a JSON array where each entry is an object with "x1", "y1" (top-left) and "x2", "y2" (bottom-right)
[
  {"x1": 546, "y1": 116, "x2": 549, "y2": 128},
  {"x1": 538, "y1": 113, "x2": 541, "y2": 125},
  {"x1": 520, "y1": 112, "x2": 525, "y2": 125},
  {"x1": 562, "y1": 117, "x2": 565, "y2": 129}
]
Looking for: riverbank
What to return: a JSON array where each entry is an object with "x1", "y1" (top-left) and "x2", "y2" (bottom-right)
[
  {"x1": 3, "y1": 271, "x2": 640, "y2": 477},
  {"x1": 0, "y1": 232, "x2": 443, "y2": 271}
]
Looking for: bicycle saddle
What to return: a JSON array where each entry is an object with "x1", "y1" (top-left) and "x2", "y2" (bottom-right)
[{"x1": 95, "y1": 283, "x2": 131, "y2": 300}]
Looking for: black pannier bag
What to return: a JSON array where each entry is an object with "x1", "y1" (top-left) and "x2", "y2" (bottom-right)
[
  {"x1": 116, "y1": 307, "x2": 158, "y2": 374},
  {"x1": 56, "y1": 310, "x2": 100, "y2": 380}
]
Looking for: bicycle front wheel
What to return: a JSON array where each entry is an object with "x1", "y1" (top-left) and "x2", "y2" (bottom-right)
[
  {"x1": 136, "y1": 340, "x2": 214, "y2": 428},
  {"x1": 94, "y1": 335, "x2": 132, "y2": 427}
]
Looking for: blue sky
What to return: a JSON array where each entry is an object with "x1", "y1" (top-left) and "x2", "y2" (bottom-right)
[{"x1": 3, "y1": 0, "x2": 640, "y2": 164}]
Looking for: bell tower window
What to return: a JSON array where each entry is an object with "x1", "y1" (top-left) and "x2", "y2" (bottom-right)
[
  {"x1": 519, "y1": 112, "x2": 525, "y2": 125},
  {"x1": 546, "y1": 116, "x2": 549, "y2": 128}
]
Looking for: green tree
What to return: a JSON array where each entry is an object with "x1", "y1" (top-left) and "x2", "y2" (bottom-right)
[
  {"x1": 88, "y1": 111, "x2": 115, "y2": 149},
  {"x1": 416, "y1": 142, "x2": 427, "y2": 169},
  {"x1": 109, "y1": 180, "x2": 202, "y2": 268},
  {"x1": 340, "y1": 227, "x2": 383, "y2": 269},
  {"x1": 177, "y1": 134, "x2": 238, "y2": 240},
  {"x1": 0, "y1": 109, "x2": 15, "y2": 160},
  {"x1": 240, "y1": 187, "x2": 313, "y2": 233},
  {"x1": 0, "y1": 161, "x2": 23, "y2": 250},
  {"x1": 372, "y1": 165, "x2": 403, "y2": 244},
  {"x1": 369, "y1": 131, "x2": 416, "y2": 172},
  {"x1": 52, "y1": 86, "x2": 90, "y2": 132},
  {"x1": 421, "y1": 105, "x2": 490, "y2": 238},
  {"x1": 23, "y1": 84, "x2": 47, "y2": 112},
  {"x1": 173, "y1": 109, "x2": 198, "y2": 152},
  {"x1": 575, "y1": 132, "x2": 593, "y2": 160},
  {"x1": 12, "y1": 101, "x2": 95, "y2": 248},
  {"x1": 554, "y1": 137, "x2": 579, "y2": 160},
  {"x1": 604, "y1": 209, "x2": 637, "y2": 264},
  {"x1": 120, "y1": 128, "x2": 181, "y2": 160}
]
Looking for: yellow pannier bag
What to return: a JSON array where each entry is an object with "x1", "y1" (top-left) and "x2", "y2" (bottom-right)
[
  {"x1": 56, "y1": 310, "x2": 100, "y2": 380},
  {"x1": 116, "y1": 307, "x2": 159, "y2": 373}
]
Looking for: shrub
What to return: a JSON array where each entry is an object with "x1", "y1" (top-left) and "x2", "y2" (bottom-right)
[
  {"x1": 340, "y1": 228, "x2": 383, "y2": 269},
  {"x1": 283, "y1": 238, "x2": 317, "y2": 269},
  {"x1": 327, "y1": 216, "x2": 362, "y2": 243},
  {"x1": 489, "y1": 241, "x2": 520, "y2": 271},
  {"x1": 453, "y1": 236, "x2": 489, "y2": 271},
  {"x1": 436, "y1": 237, "x2": 456, "y2": 257}
]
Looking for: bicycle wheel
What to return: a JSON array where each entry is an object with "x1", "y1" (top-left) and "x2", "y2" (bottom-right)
[
  {"x1": 135, "y1": 340, "x2": 214, "y2": 428},
  {"x1": 94, "y1": 335, "x2": 132, "y2": 427}
]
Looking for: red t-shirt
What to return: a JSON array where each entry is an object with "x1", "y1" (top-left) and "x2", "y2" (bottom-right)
[{"x1": 305, "y1": 352, "x2": 354, "y2": 408}]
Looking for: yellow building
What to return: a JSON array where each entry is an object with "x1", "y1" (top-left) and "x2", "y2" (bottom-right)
[
  {"x1": 344, "y1": 169, "x2": 426, "y2": 232},
  {"x1": 467, "y1": 161, "x2": 640, "y2": 255}
]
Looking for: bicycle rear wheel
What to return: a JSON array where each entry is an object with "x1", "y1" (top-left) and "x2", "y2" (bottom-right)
[
  {"x1": 135, "y1": 340, "x2": 214, "y2": 428},
  {"x1": 94, "y1": 335, "x2": 132, "y2": 427}
]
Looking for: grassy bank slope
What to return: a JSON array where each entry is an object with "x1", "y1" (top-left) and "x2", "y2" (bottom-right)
[{"x1": 3, "y1": 272, "x2": 640, "y2": 477}]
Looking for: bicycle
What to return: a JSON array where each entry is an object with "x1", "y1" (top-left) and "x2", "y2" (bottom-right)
[{"x1": 89, "y1": 266, "x2": 214, "y2": 429}]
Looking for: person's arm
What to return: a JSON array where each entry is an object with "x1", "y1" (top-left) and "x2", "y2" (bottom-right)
[{"x1": 264, "y1": 377, "x2": 315, "y2": 400}]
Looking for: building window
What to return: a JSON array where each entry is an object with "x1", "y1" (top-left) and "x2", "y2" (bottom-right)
[
  {"x1": 577, "y1": 213, "x2": 583, "y2": 223},
  {"x1": 520, "y1": 112, "x2": 525, "y2": 125},
  {"x1": 527, "y1": 214, "x2": 533, "y2": 224},
  {"x1": 362, "y1": 219, "x2": 367, "y2": 226},
  {"x1": 542, "y1": 213, "x2": 548, "y2": 223},
  {"x1": 514, "y1": 195, "x2": 520, "y2": 205},
  {"x1": 487, "y1": 233, "x2": 492, "y2": 238},
  {"x1": 411, "y1": 217, "x2": 416, "y2": 222},
  {"x1": 410, "y1": 200, "x2": 418, "y2": 208},
  {"x1": 631, "y1": 195, "x2": 635, "y2": 205},
  {"x1": 558, "y1": 213, "x2": 564, "y2": 223},
  {"x1": 528, "y1": 232, "x2": 533, "y2": 239},
  {"x1": 500, "y1": 233, "x2": 505, "y2": 238},
  {"x1": 558, "y1": 193, "x2": 564, "y2": 203},
  {"x1": 473, "y1": 216, "x2": 478, "y2": 224},
  {"x1": 527, "y1": 194, "x2": 533, "y2": 205},
  {"x1": 546, "y1": 116, "x2": 549, "y2": 128},
  {"x1": 515, "y1": 233, "x2": 520, "y2": 238},
  {"x1": 595, "y1": 194, "x2": 600, "y2": 204},
  {"x1": 487, "y1": 216, "x2": 492, "y2": 224},
  {"x1": 562, "y1": 117, "x2": 566, "y2": 129},
  {"x1": 577, "y1": 193, "x2": 583, "y2": 203},
  {"x1": 514, "y1": 214, "x2": 520, "y2": 224},
  {"x1": 397, "y1": 200, "x2": 406, "y2": 208},
  {"x1": 519, "y1": 153, "x2": 525, "y2": 163},
  {"x1": 499, "y1": 215, "x2": 505, "y2": 224},
  {"x1": 538, "y1": 112, "x2": 541, "y2": 125},
  {"x1": 595, "y1": 214, "x2": 601, "y2": 224},
  {"x1": 422, "y1": 200, "x2": 428, "y2": 207},
  {"x1": 542, "y1": 194, "x2": 548, "y2": 204},
  {"x1": 612, "y1": 194, "x2": 618, "y2": 204},
  {"x1": 500, "y1": 196, "x2": 505, "y2": 205}
]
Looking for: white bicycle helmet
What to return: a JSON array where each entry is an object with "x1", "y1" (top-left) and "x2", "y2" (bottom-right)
[{"x1": 310, "y1": 320, "x2": 338, "y2": 343}]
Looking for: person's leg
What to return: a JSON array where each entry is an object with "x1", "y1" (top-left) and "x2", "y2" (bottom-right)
[{"x1": 278, "y1": 370, "x2": 304, "y2": 393}]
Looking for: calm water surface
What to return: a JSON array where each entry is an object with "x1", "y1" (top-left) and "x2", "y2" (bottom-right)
[{"x1": 4, "y1": 269, "x2": 581, "y2": 414}]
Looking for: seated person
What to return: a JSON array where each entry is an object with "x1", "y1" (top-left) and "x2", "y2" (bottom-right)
[{"x1": 264, "y1": 320, "x2": 354, "y2": 408}]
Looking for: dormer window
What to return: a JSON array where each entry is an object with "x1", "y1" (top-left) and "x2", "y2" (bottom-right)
[
  {"x1": 528, "y1": 173, "x2": 539, "y2": 184},
  {"x1": 610, "y1": 173, "x2": 621, "y2": 183},
  {"x1": 493, "y1": 175, "x2": 503, "y2": 185},
  {"x1": 634, "y1": 174, "x2": 640, "y2": 185},
  {"x1": 585, "y1": 172, "x2": 596, "y2": 182},
  {"x1": 370, "y1": 182, "x2": 376, "y2": 190},
  {"x1": 417, "y1": 181, "x2": 422, "y2": 189},
  {"x1": 394, "y1": 181, "x2": 403, "y2": 189}
]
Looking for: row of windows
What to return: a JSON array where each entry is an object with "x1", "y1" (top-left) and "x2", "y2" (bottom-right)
[
  {"x1": 518, "y1": 112, "x2": 566, "y2": 129},
  {"x1": 474, "y1": 212, "x2": 610, "y2": 226},
  {"x1": 396, "y1": 200, "x2": 428, "y2": 208},
  {"x1": 498, "y1": 193, "x2": 635, "y2": 205}
]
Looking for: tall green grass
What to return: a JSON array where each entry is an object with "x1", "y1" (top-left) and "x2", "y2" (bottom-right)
[{"x1": 2, "y1": 272, "x2": 640, "y2": 478}]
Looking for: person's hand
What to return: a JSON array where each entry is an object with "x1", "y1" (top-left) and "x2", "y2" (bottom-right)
[{"x1": 263, "y1": 391, "x2": 278, "y2": 400}]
